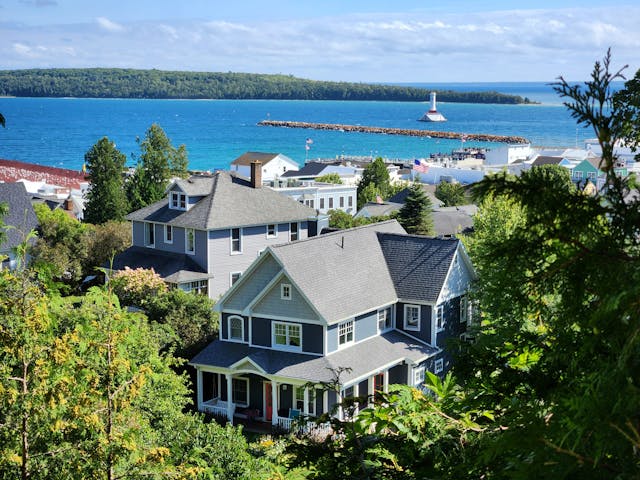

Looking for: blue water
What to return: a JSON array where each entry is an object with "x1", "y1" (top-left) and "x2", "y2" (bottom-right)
[{"x1": 0, "y1": 82, "x2": 609, "y2": 172}]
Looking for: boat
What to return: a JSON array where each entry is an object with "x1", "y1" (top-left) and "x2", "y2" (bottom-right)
[{"x1": 418, "y1": 92, "x2": 447, "y2": 122}]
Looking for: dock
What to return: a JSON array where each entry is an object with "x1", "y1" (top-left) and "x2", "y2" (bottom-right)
[{"x1": 258, "y1": 120, "x2": 529, "y2": 144}]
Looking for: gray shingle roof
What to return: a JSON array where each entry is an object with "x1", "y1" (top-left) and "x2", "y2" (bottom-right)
[
  {"x1": 432, "y1": 206, "x2": 477, "y2": 236},
  {"x1": 126, "y1": 171, "x2": 317, "y2": 230},
  {"x1": 0, "y1": 182, "x2": 39, "y2": 251},
  {"x1": 111, "y1": 246, "x2": 209, "y2": 283},
  {"x1": 377, "y1": 233, "x2": 459, "y2": 303},
  {"x1": 190, "y1": 330, "x2": 438, "y2": 384},
  {"x1": 171, "y1": 176, "x2": 215, "y2": 196},
  {"x1": 280, "y1": 162, "x2": 328, "y2": 178},
  {"x1": 230, "y1": 152, "x2": 280, "y2": 166},
  {"x1": 532, "y1": 155, "x2": 562, "y2": 166},
  {"x1": 269, "y1": 220, "x2": 406, "y2": 324}
]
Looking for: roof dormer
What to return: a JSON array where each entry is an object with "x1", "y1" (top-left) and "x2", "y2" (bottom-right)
[{"x1": 169, "y1": 189, "x2": 188, "y2": 211}]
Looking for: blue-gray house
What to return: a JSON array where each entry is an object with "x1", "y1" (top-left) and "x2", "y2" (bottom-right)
[
  {"x1": 190, "y1": 220, "x2": 476, "y2": 429},
  {"x1": 112, "y1": 163, "x2": 323, "y2": 299}
]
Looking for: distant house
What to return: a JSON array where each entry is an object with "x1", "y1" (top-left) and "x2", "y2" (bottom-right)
[
  {"x1": 0, "y1": 158, "x2": 89, "y2": 196},
  {"x1": 112, "y1": 163, "x2": 324, "y2": 299},
  {"x1": 190, "y1": 220, "x2": 475, "y2": 429},
  {"x1": 281, "y1": 161, "x2": 363, "y2": 186},
  {"x1": 230, "y1": 152, "x2": 299, "y2": 183},
  {"x1": 271, "y1": 181, "x2": 358, "y2": 215},
  {"x1": 0, "y1": 183, "x2": 39, "y2": 270}
]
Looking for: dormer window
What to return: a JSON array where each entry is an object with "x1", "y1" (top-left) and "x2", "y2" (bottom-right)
[{"x1": 170, "y1": 191, "x2": 187, "y2": 210}]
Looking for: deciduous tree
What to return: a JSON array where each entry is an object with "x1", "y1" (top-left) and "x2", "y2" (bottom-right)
[
  {"x1": 357, "y1": 157, "x2": 390, "y2": 208},
  {"x1": 435, "y1": 180, "x2": 466, "y2": 206}
]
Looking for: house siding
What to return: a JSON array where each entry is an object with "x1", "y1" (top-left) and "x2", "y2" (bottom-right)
[
  {"x1": 354, "y1": 309, "x2": 379, "y2": 342},
  {"x1": 251, "y1": 317, "x2": 271, "y2": 347},
  {"x1": 252, "y1": 279, "x2": 319, "y2": 321},
  {"x1": 439, "y1": 251, "x2": 474, "y2": 302},
  {"x1": 193, "y1": 229, "x2": 208, "y2": 270},
  {"x1": 248, "y1": 374, "x2": 263, "y2": 411},
  {"x1": 248, "y1": 317, "x2": 323, "y2": 354},
  {"x1": 302, "y1": 324, "x2": 324, "y2": 354},
  {"x1": 220, "y1": 253, "x2": 281, "y2": 310},
  {"x1": 395, "y1": 303, "x2": 432, "y2": 345},
  {"x1": 132, "y1": 221, "x2": 145, "y2": 246},
  {"x1": 388, "y1": 363, "x2": 407, "y2": 385},
  {"x1": 436, "y1": 297, "x2": 466, "y2": 348},
  {"x1": 221, "y1": 313, "x2": 249, "y2": 343}
]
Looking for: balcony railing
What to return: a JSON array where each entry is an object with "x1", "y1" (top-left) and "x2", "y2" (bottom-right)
[{"x1": 202, "y1": 398, "x2": 235, "y2": 419}]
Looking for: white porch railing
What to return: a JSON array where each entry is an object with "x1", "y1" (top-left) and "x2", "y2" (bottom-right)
[
  {"x1": 276, "y1": 416, "x2": 293, "y2": 431},
  {"x1": 275, "y1": 416, "x2": 333, "y2": 437},
  {"x1": 202, "y1": 399, "x2": 235, "y2": 418}
]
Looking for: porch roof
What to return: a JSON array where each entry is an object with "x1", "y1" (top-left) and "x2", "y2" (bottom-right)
[{"x1": 190, "y1": 330, "x2": 438, "y2": 385}]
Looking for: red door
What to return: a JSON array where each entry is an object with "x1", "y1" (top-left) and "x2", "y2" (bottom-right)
[{"x1": 265, "y1": 382, "x2": 273, "y2": 421}]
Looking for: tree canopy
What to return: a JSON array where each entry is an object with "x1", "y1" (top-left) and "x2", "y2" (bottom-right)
[
  {"x1": 357, "y1": 157, "x2": 391, "y2": 208},
  {"x1": 397, "y1": 183, "x2": 434, "y2": 235},
  {"x1": 435, "y1": 180, "x2": 467, "y2": 206}
]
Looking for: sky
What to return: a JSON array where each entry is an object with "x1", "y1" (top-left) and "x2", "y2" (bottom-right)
[{"x1": 1, "y1": 0, "x2": 639, "y2": 83}]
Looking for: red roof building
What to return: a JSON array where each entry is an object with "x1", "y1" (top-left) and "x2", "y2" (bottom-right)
[{"x1": 0, "y1": 159, "x2": 88, "y2": 192}]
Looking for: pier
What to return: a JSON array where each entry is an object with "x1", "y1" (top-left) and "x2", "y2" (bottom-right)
[{"x1": 258, "y1": 120, "x2": 529, "y2": 144}]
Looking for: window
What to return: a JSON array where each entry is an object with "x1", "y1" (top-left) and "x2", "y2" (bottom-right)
[
  {"x1": 295, "y1": 387, "x2": 316, "y2": 415},
  {"x1": 164, "y1": 224, "x2": 173, "y2": 243},
  {"x1": 373, "y1": 373, "x2": 384, "y2": 397},
  {"x1": 185, "y1": 228, "x2": 195, "y2": 254},
  {"x1": 232, "y1": 377, "x2": 249, "y2": 406},
  {"x1": 460, "y1": 295, "x2": 468, "y2": 323},
  {"x1": 587, "y1": 171, "x2": 597, "y2": 179},
  {"x1": 230, "y1": 272, "x2": 241, "y2": 286},
  {"x1": 170, "y1": 192, "x2": 187, "y2": 210},
  {"x1": 573, "y1": 170, "x2": 583, "y2": 180},
  {"x1": 404, "y1": 305, "x2": 420, "y2": 331},
  {"x1": 343, "y1": 386, "x2": 354, "y2": 399},
  {"x1": 144, "y1": 222, "x2": 155, "y2": 247},
  {"x1": 377, "y1": 307, "x2": 392, "y2": 332},
  {"x1": 281, "y1": 283, "x2": 292, "y2": 300},
  {"x1": 328, "y1": 197, "x2": 334, "y2": 209},
  {"x1": 231, "y1": 228, "x2": 242, "y2": 253},
  {"x1": 348, "y1": 196, "x2": 353, "y2": 207},
  {"x1": 320, "y1": 197, "x2": 325, "y2": 209},
  {"x1": 273, "y1": 322, "x2": 302, "y2": 351},
  {"x1": 229, "y1": 316, "x2": 244, "y2": 342},
  {"x1": 266, "y1": 224, "x2": 277, "y2": 238},
  {"x1": 434, "y1": 358, "x2": 444, "y2": 374},
  {"x1": 436, "y1": 305, "x2": 444, "y2": 332},
  {"x1": 338, "y1": 320, "x2": 354, "y2": 346},
  {"x1": 413, "y1": 366, "x2": 425, "y2": 386},
  {"x1": 339, "y1": 196, "x2": 344, "y2": 208},
  {"x1": 290, "y1": 223, "x2": 298, "y2": 242},
  {"x1": 304, "y1": 199, "x2": 314, "y2": 208},
  {"x1": 179, "y1": 280, "x2": 207, "y2": 295}
]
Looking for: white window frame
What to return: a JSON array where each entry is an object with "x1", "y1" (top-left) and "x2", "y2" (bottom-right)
[
  {"x1": 231, "y1": 228, "x2": 242, "y2": 254},
  {"x1": 295, "y1": 386, "x2": 316, "y2": 416},
  {"x1": 228, "y1": 315, "x2": 244, "y2": 342},
  {"x1": 281, "y1": 283, "x2": 292, "y2": 300},
  {"x1": 434, "y1": 358, "x2": 444, "y2": 374},
  {"x1": 573, "y1": 170, "x2": 583, "y2": 180},
  {"x1": 144, "y1": 222, "x2": 155, "y2": 247},
  {"x1": 460, "y1": 295, "x2": 468, "y2": 324},
  {"x1": 338, "y1": 320, "x2": 354, "y2": 347},
  {"x1": 185, "y1": 228, "x2": 195, "y2": 254},
  {"x1": 587, "y1": 171, "x2": 597, "y2": 180},
  {"x1": 164, "y1": 224, "x2": 173, "y2": 244},
  {"x1": 348, "y1": 196, "x2": 353, "y2": 207},
  {"x1": 170, "y1": 191, "x2": 187, "y2": 210},
  {"x1": 290, "y1": 222, "x2": 299, "y2": 242},
  {"x1": 413, "y1": 366, "x2": 425, "y2": 386},
  {"x1": 180, "y1": 279, "x2": 207, "y2": 295},
  {"x1": 377, "y1": 307, "x2": 392, "y2": 333},
  {"x1": 320, "y1": 197, "x2": 325, "y2": 210},
  {"x1": 339, "y1": 196, "x2": 344, "y2": 208},
  {"x1": 272, "y1": 322, "x2": 302, "y2": 352},
  {"x1": 232, "y1": 377, "x2": 249, "y2": 406},
  {"x1": 404, "y1": 304, "x2": 420, "y2": 331},
  {"x1": 266, "y1": 224, "x2": 277, "y2": 238},
  {"x1": 230, "y1": 271, "x2": 242, "y2": 287},
  {"x1": 436, "y1": 305, "x2": 444, "y2": 332},
  {"x1": 328, "y1": 197, "x2": 334, "y2": 209}
]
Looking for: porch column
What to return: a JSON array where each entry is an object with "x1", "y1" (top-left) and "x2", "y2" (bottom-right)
[
  {"x1": 217, "y1": 374, "x2": 222, "y2": 399},
  {"x1": 271, "y1": 380, "x2": 278, "y2": 426},
  {"x1": 196, "y1": 369, "x2": 203, "y2": 410},
  {"x1": 226, "y1": 374, "x2": 233, "y2": 422},
  {"x1": 337, "y1": 390, "x2": 343, "y2": 421},
  {"x1": 303, "y1": 386, "x2": 309, "y2": 416},
  {"x1": 383, "y1": 370, "x2": 389, "y2": 393}
]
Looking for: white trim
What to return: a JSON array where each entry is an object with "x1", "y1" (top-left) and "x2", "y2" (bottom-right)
[
  {"x1": 436, "y1": 305, "x2": 444, "y2": 333},
  {"x1": 377, "y1": 307, "x2": 393, "y2": 333},
  {"x1": 434, "y1": 358, "x2": 444, "y2": 374},
  {"x1": 231, "y1": 377, "x2": 250, "y2": 407},
  {"x1": 230, "y1": 227, "x2": 243, "y2": 255},
  {"x1": 229, "y1": 271, "x2": 242, "y2": 287},
  {"x1": 290, "y1": 222, "x2": 299, "y2": 242},
  {"x1": 144, "y1": 222, "x2": 155, "y2": 248},
  {"x1": 337, "y1": 319, "x2": 354, "y2": 348},
  {"x1": 266, "y1": 224, "x2": 278, "y2": 239},
  {"x1": 281, "y1": 283, "x2": 292, "y2": 300},
  {"x1": 227, "y1": 315, "x2": 245, "y2": 343},
  {"x1": 229, "y1": 355, "x2": 266, "y2": 374},
  {"x1": 185, "y1": 227, "x2": 195, "y2": 255},
  {"x1": 272, "y1": 321, "x2": 303, "y2": 353},
  {"x1": 404, "y1": 304, "x2": 421, "y2": 332},
  {"x1": 413, "y1": 366, "x2": 425, "y2": 386},
  {"x1": 164, "y1": 224, "x2": 173, "y2": 244}
]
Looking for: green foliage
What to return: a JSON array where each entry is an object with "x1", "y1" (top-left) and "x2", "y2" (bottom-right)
[
  {"x1": 84, "y1": 137, "x2": 129, "y2": 224},
  {"x1": 397, "y1": 183, "x2": 434, "y2": 235},
  {"x1": 315, "y1": 172, "x2": 343, "y2": 184},
  {"x1": 327, "y1": 209, "x2": 394, "y2": 230},
  {"x1": 82, "y1": 221, "x2": 131, "y2": 278},
  {"x1": 109, "y1": 267, "x2": 168, "y2": 308},
  {"x1": 435, "y1": 180, "x2": 467, "y2": 206},
  {"x1": 126, "y1": 123, "x2": 189, "y2": 211},
  {"x1": 0, "y1": 68, "x2": 530, "y2": 103},
  {"x1": 357, "y1": 157, "x2": 391, "y2": 208},
  {"x1": 0, "y1": 201, "x2": 7, "y2": 249}
]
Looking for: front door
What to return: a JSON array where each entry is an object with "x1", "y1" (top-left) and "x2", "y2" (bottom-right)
[{"x1": 264, "y1": 382, "x2": 273, "y2": 421}]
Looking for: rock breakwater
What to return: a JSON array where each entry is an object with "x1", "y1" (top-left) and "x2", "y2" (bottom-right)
[{"x1": 258, "y1": 120, "x2": 529, "y2": 144}]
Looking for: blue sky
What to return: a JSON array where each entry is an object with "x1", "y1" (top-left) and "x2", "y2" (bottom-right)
[{"x1": 1, "y1": 1, "x2": 638, "y2": 82}]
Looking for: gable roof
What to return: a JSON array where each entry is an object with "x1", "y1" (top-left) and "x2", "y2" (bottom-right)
[
  {"x1": 377, "y1": 232, "x2": 460, "y2": 303},
  {"x1": 280, "y1": 162, "x2": 328, "y2": 178},
  {"x1": 532, "y1": 155, "x2": 563, "y2": 167},
  {"x1": 231, "y1": 152, "x2": 287, "y2": 166},
  {"x1": 110, "y1": 246, "x2": 209, "y2": 283},
  {"x1": 126, "y1": 171, "x2": 317, "y2": 230},
  {"x1": 0, "y1": 159, "x2": 87, "y2": 191},
  {"x1": 0, "y1": 182, "x2": 40, "y2": 251},
  {"x1": 268, "y1": 220, "x2": 406, "y2": 324}
]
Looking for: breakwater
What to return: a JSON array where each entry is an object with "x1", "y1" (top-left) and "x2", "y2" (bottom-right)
[{"x1": 258, "y1": 120, "x2": 529, "y2": 144}]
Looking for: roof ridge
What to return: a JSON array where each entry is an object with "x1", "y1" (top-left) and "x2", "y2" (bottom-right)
[
  {"x1": 377, "y1": 231, "x2": 460, "y2": 242},
  {"x1": 203, "y1": 171, "x2": 224, "y2": 226}
]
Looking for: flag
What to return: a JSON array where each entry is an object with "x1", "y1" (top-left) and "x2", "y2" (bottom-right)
[
  {"x1": 305, "y1": 144, "x2": 310, "y2": 151},
  {"x1": 413, "y1": 159, "x2": 429, "y2": 174},
  {"x1": 306, "y1": 138, "x2": 313, "y2": 144}
]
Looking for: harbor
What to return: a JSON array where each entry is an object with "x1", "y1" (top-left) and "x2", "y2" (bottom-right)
[{"x1": 257, "y1": 120, "x2": 529, "y2": 144}]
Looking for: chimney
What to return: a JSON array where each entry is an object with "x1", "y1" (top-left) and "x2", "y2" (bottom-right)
[
  {"x1": 250, "y1": 160, "x2": 262, "y2": 188},
  {"x1": 64, "y1": 197, "x2": 74, "y2": 211}
]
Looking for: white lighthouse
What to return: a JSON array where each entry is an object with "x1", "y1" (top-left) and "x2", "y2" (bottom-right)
[{"x1": 419, "y1": 91, "x2": 447, "y2": 122}]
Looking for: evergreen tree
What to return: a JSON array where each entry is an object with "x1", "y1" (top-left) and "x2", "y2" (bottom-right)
[
  {"x1": 126, "y1": 124, "x2": 188, "y2": 211},
  {"x1": 84, "y1": 137, "x2": 129, "y2": 224},
  {"x1": 357, "y1": 157, "x2": 390, "y2": 208},
  {"x1": 397, "y1": 183, "x2": 434, "y2": 235},
  {"x1": 435, "y1": 180, "x2": 466, "y2": 206}
]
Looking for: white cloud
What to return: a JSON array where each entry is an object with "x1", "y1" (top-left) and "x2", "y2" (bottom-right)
[{"x1": 96, "y1": 16, "x2": 124, "y2": 32}]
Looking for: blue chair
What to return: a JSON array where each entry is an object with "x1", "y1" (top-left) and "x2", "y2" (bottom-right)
[{"x1": 288, "y1": 408, "x2": 301, "y2": 419}]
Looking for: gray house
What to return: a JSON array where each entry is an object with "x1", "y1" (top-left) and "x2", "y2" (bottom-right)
[
  {"x1": 190, "y1": 220, "x2": 475, "y2": 429},
  {"x1": 112, "y1": 164, "x2": 322, "y2": 299},
  {"x1": 0, "y1": 182, "x2": 39, "y2": 270}
]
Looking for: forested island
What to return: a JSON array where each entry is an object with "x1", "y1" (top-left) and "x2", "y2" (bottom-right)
[{"x1": 0, "y1": 68, "x2": 532, "y2": 103}]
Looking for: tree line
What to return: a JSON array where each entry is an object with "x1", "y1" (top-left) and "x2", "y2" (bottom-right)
[{"x1": 0, "y1": 68, "x2": 531, "y2": 103}]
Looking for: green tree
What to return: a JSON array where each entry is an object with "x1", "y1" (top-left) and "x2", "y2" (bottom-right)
[
  {"x1": 126, "y1": 124, "x2": 189, "y2": 211},
  {"x1": 435, "y1": 180, "x2": 466, "y2": 206},
  {"x1": 82, "y1": 221, "x2": 131, "y2": 278},
  {"x1": 357, "y1": 157, "x2": 390, "y2": 208},
  {"x1": 397, "y1": 183, "x2": 434, "y2": 235},
  {"x1": 0, "y1": 201, "x2": 7, "y2": 249},
  {"x1": 84, "y1": 137, "x2": 129, "y2": 224},
  {"x1": 315, "y1": 173, "x2": 343, "y2": 184}
]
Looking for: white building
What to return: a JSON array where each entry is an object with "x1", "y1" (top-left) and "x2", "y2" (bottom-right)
[
  {"x1": 272, "y1": 181, "x2": 358, "y2": 215},
  {"x1": 230, "y1": 152, "x2": 299, "y2": 183}
]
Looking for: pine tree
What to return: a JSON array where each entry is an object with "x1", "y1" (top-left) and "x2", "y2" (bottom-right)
[
  {"x1": 357, "y1": 157, "x2": 390, "y2": 208},
  {"x1": 84, "y1": 137, "x2": 129, "y2": 224},
  {"x1": 397, "y1": 183, "x2": 434, "y2": 235}
]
